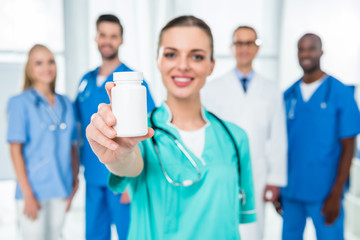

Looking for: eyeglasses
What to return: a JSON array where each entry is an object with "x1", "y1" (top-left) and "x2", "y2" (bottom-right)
[{"x1": 233, "y1": 39, "x2": 262, "y2": 47}]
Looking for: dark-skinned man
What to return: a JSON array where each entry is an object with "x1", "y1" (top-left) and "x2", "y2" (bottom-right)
[{"x1": 280, "y1": 33, "x2": 360, "y2": 240}]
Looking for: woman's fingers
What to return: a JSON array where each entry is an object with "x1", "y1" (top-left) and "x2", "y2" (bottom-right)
[
  {"x1": 24, "y1": 205, "x2": 39, "y2": 220},
  {"x1": 86, "y1": 122, "x2": 119, "y2": 151},
  {"x1": 105, "y1": 82, "x2": 116, "y2": 104},
  {"x1": 97, "y1": 103, "x2": 116, "y2": 127},
  {"x1": 27, "y1": 211, "x2": 37, "y2": 220},
  {"x1": 125, "y1": 127, "x2": 155, "y2": 146},
  {"x1": 137, "y1": 127, "x2": 154, "y2": 141},
  {"x1": 87, "y1": 102, "x2": 154, "y2": 155},
  {"x1": 90, "y1": 113, "x2": 117, "y2": 139}
]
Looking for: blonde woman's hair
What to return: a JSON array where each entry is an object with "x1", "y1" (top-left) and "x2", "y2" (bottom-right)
[{"x1": 23, "y1": 44, "x2": 56, "y2": 92}]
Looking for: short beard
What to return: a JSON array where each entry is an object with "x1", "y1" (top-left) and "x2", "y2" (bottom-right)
[
  {"x1": 303, "y1": 64, "x2": 319, "y2": 74},
  {"x1": 102, "y1": 51, "x2": 118, "y2": 60}
]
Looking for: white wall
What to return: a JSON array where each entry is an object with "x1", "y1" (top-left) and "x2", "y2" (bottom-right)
[
  {"x1": 0, "y1": 0, "x2": 65, "y2": 180},
  {"x1": 85, "y1": 0, "x2": 283, "y2": 103},
  {"x1": 279, "y1": 0, "x2": 360, "y2": 90},
  {"x1": 171, "y1": 0, "x2": 282, "y2": 82}
]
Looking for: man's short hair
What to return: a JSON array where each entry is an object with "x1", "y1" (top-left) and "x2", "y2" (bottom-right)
[
  {"x1": 298, "y1": 33, "x2": 322, "y2": 50},
  {"x1": 232, "y1": 26, "x2": 258, "y2": 40},
  {"x1": 96, "y1": 14, "x2": 123, "y2": 36}
]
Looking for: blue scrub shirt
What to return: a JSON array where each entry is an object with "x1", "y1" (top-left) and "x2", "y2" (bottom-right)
[
  {"x1": 7, "y1": 89, "x2": 78, "y2": 200},
  {"x1": 74, "y1": 63, "x2": 155, "y2": 186},
  {"x1": 282, "y1": 75, "x2": 360, "y2": 202}
]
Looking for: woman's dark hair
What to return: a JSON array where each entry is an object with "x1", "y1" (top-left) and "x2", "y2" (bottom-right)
[{"x1": 158, "y1": 15, "x2": 214, "y2": 61}]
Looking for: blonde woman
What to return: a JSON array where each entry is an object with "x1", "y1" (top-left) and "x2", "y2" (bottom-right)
[{"x1": 7, "y1": 44, "x2": 79, "y2": 240}]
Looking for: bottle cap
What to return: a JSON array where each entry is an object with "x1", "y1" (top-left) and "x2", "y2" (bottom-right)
[{"x1": 113, "y1": 71, "x2": 143, "y2": 81}]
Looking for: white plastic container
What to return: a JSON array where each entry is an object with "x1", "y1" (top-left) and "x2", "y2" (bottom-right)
[{"x1": 111, "y1": 72, "x2": 148, "y2": 137}]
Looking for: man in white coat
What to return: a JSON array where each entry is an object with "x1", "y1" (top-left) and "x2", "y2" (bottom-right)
[{"x1": 201, "y1": 26, "x2": 287, "y2": 240}]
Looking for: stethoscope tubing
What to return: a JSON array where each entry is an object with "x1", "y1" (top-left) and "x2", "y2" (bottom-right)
[
  {"x1": 287, "y1": 76, "x2": 331, "y2": 119},
  {"x1": 31, "y1": 90, "x2": 67, "y2": 131},
  {"x1": 149, "y1": 107, "x2": 245, "y2": 202}
]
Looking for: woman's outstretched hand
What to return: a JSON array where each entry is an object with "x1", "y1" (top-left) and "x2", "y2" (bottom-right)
[{"x1": 86, "y1": 82, "x2": 154, "y2": 176}]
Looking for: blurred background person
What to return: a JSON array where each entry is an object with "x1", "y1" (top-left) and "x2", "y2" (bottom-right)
[
  {"x1": 6, "y1": 44, "x2": 79, "y2": 240},
  {"x1": 202, "y1": 26, "x2": 287, "y2": 240},
  {"x1": 74, "y1": 14, "x2": 155, "y2": 240},
  {"x1": 280, "y1": 33, "x2": 360, "y2": 240}
]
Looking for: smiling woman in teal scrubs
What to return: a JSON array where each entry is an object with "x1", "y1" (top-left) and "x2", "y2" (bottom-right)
[{"x1": 86, "y1": 16, "x2": 256, "y2": 240}]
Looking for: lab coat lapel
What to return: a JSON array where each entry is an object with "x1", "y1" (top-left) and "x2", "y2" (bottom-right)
[{"x1": 246, "y1": 73, "x2": 262, "y2": 99}]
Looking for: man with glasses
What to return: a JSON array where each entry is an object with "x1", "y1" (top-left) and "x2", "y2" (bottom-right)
[{"x1": 202, "y1": 26, "x2": 287, "y2": 240}]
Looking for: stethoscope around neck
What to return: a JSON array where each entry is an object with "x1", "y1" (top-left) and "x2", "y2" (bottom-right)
[
  {"x1": 149, "y1": 107, "x2": 246, "y2": 205},
  {"x1": 287, "y1": 76, "x2": 331, "y2": 120},
  {"x1": 32, "y1": 89, "x2": 67, "y2": 131}
]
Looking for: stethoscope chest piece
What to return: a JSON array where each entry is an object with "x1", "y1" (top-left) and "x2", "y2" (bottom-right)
[
  {"x1": 320, "y1": 102, "x2": 327, "y2": 109},
  {"x1": 48, "y1": 122, "x2": 67, "y2": 131},
  {"x1": 32, "y1": 90, "x2": 67, "y2": 132},
  {"x1": 240, "y1": 189, "x2": 246, "y2": 205},
  {"x1": 59, "y1": 123, "x2": 67, "y2": 130}
]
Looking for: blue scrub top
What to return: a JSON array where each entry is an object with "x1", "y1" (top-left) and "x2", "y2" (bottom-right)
[
  {"x1": 7, "y1": 89, "x2": 78, "y2": 200},
  {"x1": 74, "y1": 63, "x2": 156, "y2": 186},
  {"x1": 282, "y1": 75, "x2": 360, "y2": 202}
]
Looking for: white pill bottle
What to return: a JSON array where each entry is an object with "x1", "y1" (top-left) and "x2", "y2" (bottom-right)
[{"x1": 112, "y1": 71, "x2": 148, "y2": 137}]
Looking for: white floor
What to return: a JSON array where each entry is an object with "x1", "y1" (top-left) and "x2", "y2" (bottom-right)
[{"x1": 0, "y1": 176, "x2": 358, "y2": 240}]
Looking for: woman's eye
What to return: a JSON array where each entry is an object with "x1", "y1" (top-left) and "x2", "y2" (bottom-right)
[
  {"x1": 164, "y1": 52, "x2": 175, "y2": 58},
  {"x1": 192, "y1": 55, "x2": 204, "y2": 61}
]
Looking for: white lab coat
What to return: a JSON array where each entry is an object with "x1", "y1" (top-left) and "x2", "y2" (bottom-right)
[{"x1": 201, "y1": 70, "x2": 287, "y2": 240}]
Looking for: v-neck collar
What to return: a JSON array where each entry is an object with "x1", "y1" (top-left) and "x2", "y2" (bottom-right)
[
  {"x1": 296, "y1": 75, "x2": 329, "y2": 104},
  {"x1": 32, "y1": 88, "x2": 58, "y2": 108},
  {"x1": 154, "y1": 103, "x2": 210, "y2": 139},
  {"x1": 93, "y1": 63, "x2": 127, "y2": 88},
  {"x1": 152, "y1": 103, "x2": 212, "y2": 166}
]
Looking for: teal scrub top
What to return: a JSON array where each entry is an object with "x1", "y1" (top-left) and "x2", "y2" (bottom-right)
[{"x1": 108, "y1": 103, "x2": 256, "y2": 240}]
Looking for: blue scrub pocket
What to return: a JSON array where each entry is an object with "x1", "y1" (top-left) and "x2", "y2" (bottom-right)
[
  {"x1": 313, "y1": 104, "x2": 337, "y2": 147},
  {"x1": 28, "y1": 157, "x2": 53, "y2": 189}
]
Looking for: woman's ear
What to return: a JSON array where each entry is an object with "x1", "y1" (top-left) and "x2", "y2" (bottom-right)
[{"x1": 208, "y1": 59, "x2": 216, "y2": 76}]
